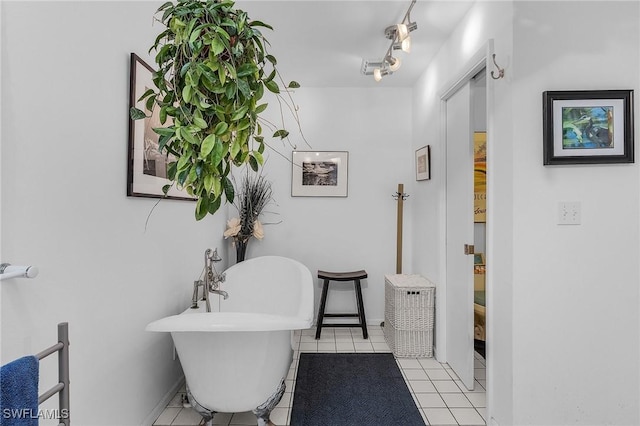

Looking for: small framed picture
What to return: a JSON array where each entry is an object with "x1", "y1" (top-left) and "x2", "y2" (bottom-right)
[
  {"x1": 415, "y1": 145, "x2": 431, "y2": 181},
  {"x1": 127, "y1": 53, "x2": 196, "y2": 201},
  {"x1": 291, "y1": 151, "x2": 348, "y2": 197},
  {"x1": 542, "y1": 90, "x2": 634, "y2": 165}
]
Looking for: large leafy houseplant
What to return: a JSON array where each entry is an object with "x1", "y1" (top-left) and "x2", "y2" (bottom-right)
[{"x1": 131, "y1": 0, "x2": 299, "y2": 220}]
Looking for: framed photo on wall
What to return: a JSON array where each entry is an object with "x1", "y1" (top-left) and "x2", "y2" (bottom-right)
[
  {"x1": 542, "y1": 89, "x2": 634, "y2": 165},
  {"x1": 291, "y1": 151, "x2": 348, "y2": 197},
  {"x1": 127, "y1": 53, "x2": 196, "y2": 201},
  {"x1": 415, "y1": 145, "x2": 431, "y2": 181}
]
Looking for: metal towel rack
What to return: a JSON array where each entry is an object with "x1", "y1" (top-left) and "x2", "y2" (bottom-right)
[{"x1": 35, "y1": 322, "x2": 70, "y2": 426}]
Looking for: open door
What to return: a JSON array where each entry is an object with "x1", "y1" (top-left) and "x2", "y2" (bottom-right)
[{"x1": 445, "y1": 79, "x2": 475, "y2": 390}]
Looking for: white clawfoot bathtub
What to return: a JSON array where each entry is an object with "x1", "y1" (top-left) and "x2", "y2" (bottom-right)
[{"x1": 146, "y1": 256, "x2": 313, "y2": 425}]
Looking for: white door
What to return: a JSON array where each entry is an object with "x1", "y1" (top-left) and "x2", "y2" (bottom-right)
[{"x1": 445, "y1": 80, "x2": 475, "y2": 390}]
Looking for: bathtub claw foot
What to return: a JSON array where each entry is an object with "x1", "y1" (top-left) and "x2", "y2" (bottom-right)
[
  {"x1": 252, "y1": 379, "x2": 286, "y2": 426},
  {"x1": 186, "y1": 385, "x2": 217, "y2": 424}
]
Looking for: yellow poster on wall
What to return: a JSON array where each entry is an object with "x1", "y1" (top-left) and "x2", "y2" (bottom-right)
[{"x1": 474, "y1": 132, "x2": 487, "y2": 223}]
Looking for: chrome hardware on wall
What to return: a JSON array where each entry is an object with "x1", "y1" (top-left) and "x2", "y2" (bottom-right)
[
  {"x1": 490, "y1": 54, "x2": 505, "y2": 80},
  {"x1": 0, "y1": 263, "x2": 39, "y2": 280}
]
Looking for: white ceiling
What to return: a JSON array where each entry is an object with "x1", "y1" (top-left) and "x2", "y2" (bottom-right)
[{"x1": 238, "y1": 0, "x2": 475, "y2": 88}]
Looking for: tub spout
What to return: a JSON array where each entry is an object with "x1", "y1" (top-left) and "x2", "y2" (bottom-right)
[{"x1": 210, "y1": 289, "x2": 229, "y2": 300}]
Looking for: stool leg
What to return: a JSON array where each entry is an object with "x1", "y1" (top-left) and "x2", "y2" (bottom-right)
[
  {"x1": 315, "y1": 279, "x2": 330, "y2": 339},
  {"x1": 354, "y1": 279, "x2": 368, "y2": 339}
]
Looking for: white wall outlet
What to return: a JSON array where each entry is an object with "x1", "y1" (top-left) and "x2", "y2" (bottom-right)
[{"x1": 558, "y1": 201, "x2": 581, "y2": 225}]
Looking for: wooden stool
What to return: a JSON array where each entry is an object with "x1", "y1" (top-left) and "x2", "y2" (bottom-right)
[{"x1": 315, "y1": 270, "x2": 368, "y2": 339}]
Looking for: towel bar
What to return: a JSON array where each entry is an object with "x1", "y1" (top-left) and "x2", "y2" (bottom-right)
[
  {"x1": 0, "y1": 263, "x2": 39, "y2": 280},
  {"x1": 36, "y1": 322, "x2": 70, "y2": 426}
]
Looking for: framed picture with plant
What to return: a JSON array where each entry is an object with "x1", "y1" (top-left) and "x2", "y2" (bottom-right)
[
  {"x1": 542, "y1": 89, "x2": 634, "y2": 165},
  {"x1": 128, "y1": 53, "x2": 196, "y2": 201},
  {"x1": 291, "y1": 151, "x2": 348, "y2": 197}
]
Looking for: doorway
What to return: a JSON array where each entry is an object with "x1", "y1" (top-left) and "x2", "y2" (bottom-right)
[
  {"x1": 471, "y1": 70, "x2": 487, "y2": 364},
  {"x1": 440, "y1": 44, "x2": 491, "y2": 397}
]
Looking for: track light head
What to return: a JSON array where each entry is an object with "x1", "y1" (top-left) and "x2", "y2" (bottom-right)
[
  {"x1": 396, "y1": 23, "x2": 409, "y2": 41},
  {"x1": 362, "y1": 59, "x2": 392, "y2": 81},
  {"x1": 373, "y1": 67, "x2": 391, "y2": 82},
  {"x1": 386, "y1": 56, "x2": 401, "y2": 72},
  {"x1": 401, "y1": 36, "x2": 411, "y2": 53}
]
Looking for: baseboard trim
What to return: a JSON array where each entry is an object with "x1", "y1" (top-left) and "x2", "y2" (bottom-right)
[{"x1": 140, "y1": 376, "x2": 185, "y2": 426}]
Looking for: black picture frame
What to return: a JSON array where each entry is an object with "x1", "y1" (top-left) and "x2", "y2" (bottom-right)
[
  {"x1": 415, "y1": 145, "x2": 431, "y2": 181},
  {"x1": 127, "y1": 53, "x2": 196, "y2": 201},
  {"x1": 291, "y1": 151, "x2": 349, "y2": 197},
  {"x1": 542, "y1": 90, "x2": 634, "y2": 165}
]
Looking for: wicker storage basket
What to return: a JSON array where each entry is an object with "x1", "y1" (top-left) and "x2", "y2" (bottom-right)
[{"x1": 384, "y1": 274, "x2": 435, "y2": 357}]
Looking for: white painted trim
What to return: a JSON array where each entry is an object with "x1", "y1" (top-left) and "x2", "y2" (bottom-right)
[
  {"x1": 436, "y1": 41, "x2": 491, "y2": 364},
  {"x1": 483, "y1": 38, "x2": 497, "y2": 426}
]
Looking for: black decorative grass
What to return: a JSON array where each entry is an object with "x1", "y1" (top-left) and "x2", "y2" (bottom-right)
[{"x1": 235, "y1": 173, "x2": 272, "y2": 240}]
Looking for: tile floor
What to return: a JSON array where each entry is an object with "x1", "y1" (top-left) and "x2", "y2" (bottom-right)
[{"x1": 153, "y1": 326, "x2": 486, "y2": 426}]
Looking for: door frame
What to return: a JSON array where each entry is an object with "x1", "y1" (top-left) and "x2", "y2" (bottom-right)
[
  {"x1": 435, "y1": 40, "x2": 492, "y2": 360},
  {"x1": 435, "y1": 38, "x2": 495, "y2": 410}
]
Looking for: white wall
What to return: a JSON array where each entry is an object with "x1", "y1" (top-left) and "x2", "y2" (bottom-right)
[
  {"x1": 511, "y1": 2, "x2": 639, "y2": 425},
  {"x1": 1, "y1": 2, "x2": 228, "y2": 425},
  {"x1": 412, "y1": 1, "x2": 640, "y2": 425},
  {"x1": 411, "y1": 1, "x2": 514, "y2": 424},
  {"x1": 246, "y1": 87, "x2": 413, "y2": 324}
]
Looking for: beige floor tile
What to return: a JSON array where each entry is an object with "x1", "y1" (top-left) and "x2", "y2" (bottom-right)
[
  {"x1": 409, "y1": 380, "x2": 437, "y2": 393},
  {"x1": 153, "y1": 407, "x2": 180, "y2": 426},
  {"x1": 416, "y1": 393, "x2": 447, "y2": 408},
  {"x1": 450, "y1": 408, "x2": 485, "y2": 425},
  {"x1": 423, "y1": 408, "x2": 458, "y2": 425},
  {"x1": 441, "y1": 392, "x2": 473, "y2": 408},
  {"x1": 229, "y1": 411, "x2": 256, "y2": 425},
  {"x1": 172, "y1": 408, "x2": 204, "y2": 426}
]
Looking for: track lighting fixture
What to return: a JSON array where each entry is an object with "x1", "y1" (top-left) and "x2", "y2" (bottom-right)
[{"x1": 361, "y1": 0, "x2": 417, "y2": 82}]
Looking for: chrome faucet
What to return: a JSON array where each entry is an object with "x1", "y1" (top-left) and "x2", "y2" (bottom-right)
[
  {"x1": 210, "y1": 289, "x2": 229, "y2": 299},
  {"x1": 191, "y1": 248, "x2": 228, "y2": 312}
]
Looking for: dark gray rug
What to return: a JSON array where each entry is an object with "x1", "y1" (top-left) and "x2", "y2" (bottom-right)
[{"x1": 291, "y1": 353, "x2": 425, "y2": 425}]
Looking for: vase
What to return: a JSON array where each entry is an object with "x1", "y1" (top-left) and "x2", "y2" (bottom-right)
[{"x1": 235, "y1": 239, "x2": 248, "y2": 263}]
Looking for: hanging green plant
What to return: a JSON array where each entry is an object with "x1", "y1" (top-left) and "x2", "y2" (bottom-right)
[{"x1": 130, "y1": 0, "x2": 301, "y2": 220}]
